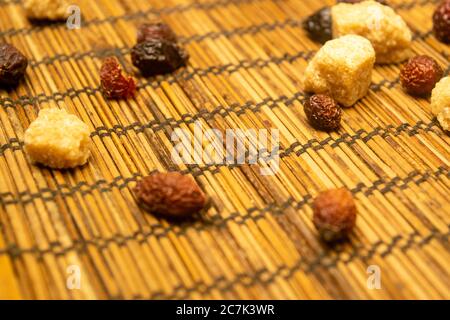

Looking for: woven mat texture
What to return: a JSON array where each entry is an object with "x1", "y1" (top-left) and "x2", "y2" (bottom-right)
[{"x1": 0, "y1": 0, "x2": 449, "y2": 299}]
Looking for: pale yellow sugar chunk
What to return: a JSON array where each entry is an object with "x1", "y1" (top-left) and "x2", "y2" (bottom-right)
[
  {"x1": 24, "y1": 108, "x2": 91, "y2": 169},
  {"x1": 437, "y1": 108, "x2": 450, "y2": 132},
  {"x1": 431, "y1": 76, "x2": 450, "y2": 116},
  {"x1": 24, "y1": 0, "x2": 70, "y2": 21},
  {"x1": 304, "y1": 35, "x2": 375, "y2": 107},
  {"x1": 331, "y1": 0, "x2": 412, "y2": 63},
  {"x1": 431, "y1": 77, "x2": 450, "y2": 132}
]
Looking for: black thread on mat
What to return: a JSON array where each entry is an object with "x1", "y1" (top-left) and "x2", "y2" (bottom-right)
[
  {"x1": 0, "y1": 0, "x2": 275, "y2": 38},
  {"x1": 26, "y1": 18, "x2": 434, "y2": 69},
  {"x1": 6, "y1": 49, "x2": 448, "y2": 112},
  {"x1": 0, "y1": 0, "x2": 445, "y2": 299},
  {"x1": 1, "y1": 215, "x2": 448, "y2": 299},
  {"x1": 157, "y1": 228, "x2": 450, "y2": 300},
  {"x1": 0, "y1": 95, "x2": 441, "y2": 185},
  {"x1": 0, "y1": 158, "x2": 447, "y2": 254},
  {"x1": 1, "y1": 50, "x2": 316, "y2": 109},
  {"x1": 0, "y1": 0, "x2": 434, "y2": 39},
  {"x1": 0, "y1": 166, "x2": 446, "y2": 258},
  {"x1": 0, "y1": 0, "x2": 20, "y2": 6},
  {"x1": 393, "y1": 0, "x2": 441, "y2": 10},
  {"x1": 0, "y1": 166, "x2": 447, "y2": 298}
]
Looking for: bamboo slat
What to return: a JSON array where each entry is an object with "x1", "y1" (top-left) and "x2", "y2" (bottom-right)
[{"x1": 0, "y1": 0, "x2": 449, "y2": 299}]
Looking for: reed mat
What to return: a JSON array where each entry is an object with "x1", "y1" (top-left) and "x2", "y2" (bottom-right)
[{"x1": 0, "y1": 0, "x2": 449, "y2": 300}]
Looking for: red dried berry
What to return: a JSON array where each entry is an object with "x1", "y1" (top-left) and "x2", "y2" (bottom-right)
[
  {"x1": 303, "y1": 7, "x2": 333, "y2": 44},
  {"x1": 137, "y1": 22, "x2": 178, "y2": 44},
  {"x1": 0, "y1": 43, "x2": 28, "y2": 86},
  {"x1": 100, "y1": 57, "x2": 136, "y2": 99},
  {"x1": 313, "y1": 188, "x2": 357, "y2": 243},
  {"x1": 400, "y1": 55, "x2": 443, "y2": 96},
  {"x1": 433, "y1": 0, "x2": 450, "y2": 44},
  {"x1": 134, "y1": 172, "x2": 207, "y2": 218},
  {"x1": 131, "y1": 40, "x2": 189, "y2": 76},
  {"x1": 304, "y1": 94, "x2": 342, "y2": 131}
]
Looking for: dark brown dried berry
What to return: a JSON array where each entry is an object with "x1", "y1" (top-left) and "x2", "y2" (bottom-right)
[
  {"x1": 131, "y1": 40, "x2": 189, "y2": 76},
  {"x1": 0, "y1": 43, "x2": 28, "y2": 86},
  {"x1": 137, "y1": 22, "x2": 178, "y2": 44},
  {"x1": 134, "y1": 172, "x2": 207, "y2": 218},
  {"x1": 433, "y1": 0, "x2": 450, "y2": 44},
  {"x1": 337, "y1": 0, "x2": 388, "y2": 5},
  {"x1": 313, "y1": 188, "x2": 357, "y2": 243},
  {"x1": 400, "y1": 55, "x2": 443, "y2": 96},
  {"x1": 304, "y1": 94, "x2": 342, "y2": 131},
  {"x1": 100, "y1": 57, "x2": 136, "y2": 99},
  {"x1": 303, "y1": 7, "x2": 332, "y2": 44}
]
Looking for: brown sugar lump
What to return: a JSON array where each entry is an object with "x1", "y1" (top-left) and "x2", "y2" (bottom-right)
[
  {"x1": 431, "y1": 76, "x2": 450, "y2": 131},
  {"x1": 331, "y1": 0, "x2": 411, "y2": 63},
  {"x1": 24, "y1": 108, "x2": 91, "y2": 169},
  {"x1": 304, "y1": 35, "x2": 375, "y2": 107},
  {"x1": 24, "y1": 0, "x2": 70, "y2": 21}
]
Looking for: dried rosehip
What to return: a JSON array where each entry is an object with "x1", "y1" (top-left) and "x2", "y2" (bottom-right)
[
  {"x1": 313, "y1": 187, "x2": 357, "y2": 242},
  {"x1": 304, "y1": 94, "x2": 342, "y2": 131},
  {"x1": 131, "y1": 40, "x2": 189, "y2": 76},
  {"x1": 337, "y1": 0, "x2": 388, "y2": 5},
  {"x1": 100, "y1": 57, "x2": 136, "y2": 99},
  {"x1": 137, "y1": 22, "x2": 177, "y2": 44},
  {"x1": 0, "y1": 43, "x2": 28, "y2": 86},
  {"x1": 303, "y1": 7, "x2": 332, "y2": 43},
  {"x1": 400, "y1": 55, "x2": 443, "y2": 96},
  {"x1": 134, "y1": 172, "x2": 207, "y2": 218},
  {"x1": 433, "y1": 0, "x2": 450, "y2": 44}
]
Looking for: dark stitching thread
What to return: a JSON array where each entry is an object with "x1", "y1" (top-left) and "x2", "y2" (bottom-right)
[
  {"x1": 157, "y1": 227, "x2": 450, "y2": 299},
  {"x1": 1, "y1": 51, "x2": 315, "y2": 109},
  {"x1": 0, "y1": 138, "x2": 23, "y2": 154},
  {"x1": 392, "y1": 0, "x2": 441, "y2": 10},
  {"x1": 0, "y1": 0, "x2": 274, "y2": 38},
  {"x1": 26, "y1": 20, "x2": 434, "y2": 69},
  {"x1": 0, "y1": 0, "x2": 20, "y2": 6},
  {"x1": 0, "y1": 166, "x2": 446, "y2": 259},
  {"x1": 0, "y1": 113, "x2": 445, "y2": 206},
  {"x1": 5, "y1": 49, "x2": 448, "y2": 112},
  {"x1": 0, "y1": 0, "x2": 434, "y2": 39},
  {"x1": 28, "y1": 19, "x2": 304, "y2": 68},
  {"x1": 0, "y1": 0, "x2": 446, "y2": 299},
  {"x1": 0, "y1": 89, "x2": 441, "y2": 167},
  {"x1": 0, "y1": 190, "x2": 448, "y2": 299}
]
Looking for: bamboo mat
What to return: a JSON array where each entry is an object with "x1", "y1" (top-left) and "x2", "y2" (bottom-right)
[{"x1": 0, "y1": 0, "x2": 449, "y2": 300}]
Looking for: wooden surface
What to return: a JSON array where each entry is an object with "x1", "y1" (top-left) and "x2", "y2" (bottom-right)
[{"x1": 0, "y1": 0, "x2": 449, "y2": 299}]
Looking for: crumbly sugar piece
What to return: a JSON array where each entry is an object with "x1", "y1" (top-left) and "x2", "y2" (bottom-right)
[
  {"x1": 437, "y1": 108, "x2": 450, "y2": 132},
  {"x1": 431, "y1": 76, "x2": 450, "y2": 131},
  {"x1": 24, "y1": 0, "x2": 70, "y2": 21},
  {"x1": 431, "y1": 76, "x2": 450, "y2": 116},
  {"x1": 331, "y1": 0, "x2": 412, "y2": 63},
  {"x1": 303, "y1": 35, "x2": 375, "y2": 107},
  {"x1": 24, "y1": 108, "x2": 91, "y2": 169}
]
